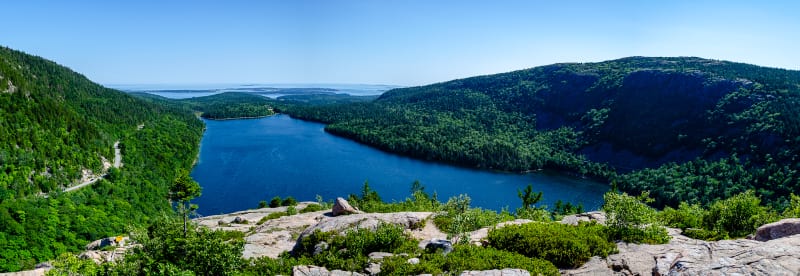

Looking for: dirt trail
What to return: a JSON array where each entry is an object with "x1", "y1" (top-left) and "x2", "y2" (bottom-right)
[{"x1": 62, "y1": 141, "x2": 121, "y2": 193}]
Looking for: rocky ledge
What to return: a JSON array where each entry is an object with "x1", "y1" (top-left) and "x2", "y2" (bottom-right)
[
  {"x1": 10, "y1": 199, "x2": 800, "y2": 276},
  {"x1": 196, "y1": 200, "x2": 800, "y2": 275}
]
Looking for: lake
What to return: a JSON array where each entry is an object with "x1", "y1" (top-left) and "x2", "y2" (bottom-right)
[{"x1": 191, "y1": 115, "x2": 608, "y2": 215}]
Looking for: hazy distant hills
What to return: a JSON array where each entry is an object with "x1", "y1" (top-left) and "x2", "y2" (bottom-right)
[{"x1": 286, "y1": 57, "x2": 800, "y2": 207}]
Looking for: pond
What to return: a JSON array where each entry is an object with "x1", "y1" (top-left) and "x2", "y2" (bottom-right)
[{"x1": 191, "y1": 115, "x2": 608, "y2": 215}]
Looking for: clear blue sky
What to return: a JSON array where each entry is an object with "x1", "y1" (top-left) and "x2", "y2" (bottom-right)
[{"x1": 2, "y1": 0, "x2": 798, "y2": 86}]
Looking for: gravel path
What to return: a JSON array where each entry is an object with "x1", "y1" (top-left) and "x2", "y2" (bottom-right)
[{"x1": 63, "y1": 141, "x2": 121, "y2": 193}]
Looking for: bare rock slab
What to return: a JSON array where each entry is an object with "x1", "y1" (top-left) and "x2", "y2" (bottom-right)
[{"x1": 754, "y1": 218, "x2": 800, "y2": 241}]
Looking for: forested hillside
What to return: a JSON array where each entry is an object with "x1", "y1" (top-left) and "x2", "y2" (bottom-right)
[
  {"x1": 0, "y1": 47, "x2": 203, "y2": 271},
  {"x1": 285, "y1": 57, "x2": 800, "y2": 208}
]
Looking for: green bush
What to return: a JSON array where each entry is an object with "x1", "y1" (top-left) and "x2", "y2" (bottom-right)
[
  {"x1": 487, "y1": 222, "x2": 616, "y2": 268},
  {"x1": 300, "y1": 203, "x2": 325, "y2": 213},
  {"x1": 433, "y1": 194, "x2": 513, "y2": 239},
  {"x1": 269, "y1": 196, "x2": 282, "y2": 208},
  {"x1": 704, "y1": 190, "x2": 776, "y2": 238},
  {"x1": 658, "y1": 202, "x2": 704, "y2": 229},
  {"x1": 241, "y1": 255, "x2": 309, "y2": 276},
  {"x1": 514, "y1": 207, "x2": 553, "y2": 221},
  {"x1": 286, "y1": 206, "x2": 297, "y2": 215},
  {"x1": 294, "y1": 223, "x2": 419, "y2": 272},
  {"x1": 109, "y1": 219, "x2": 245, "y2": 275},
  {"x1": 380, "y1": 245, "x2": 559, "y2": 275},
  {"x1": 783, "y1": 193, "x2": 800, "y2": 218},
  {"x1": 282, "y1": 196, "x2": 298, "y2": 207},
  {"x1": 603, "y1": 191, "x2": 670, "y2": 244},
  {"x1": 258, "y1": 211, "x2": 292, "y2": 224},
  {"x1": 349, "y1": 182, "x2": 441, "y2": 213},
  {"x1": 46, "y1": 253, "x2": 102, "y2": 276}
]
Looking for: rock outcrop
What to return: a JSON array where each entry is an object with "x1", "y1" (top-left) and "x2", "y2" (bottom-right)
[
  {"x1": 195, "y1": 202, "x2": 328, "y2": 258},
  {"x1": 754, "y1": 218, "x2": 800, "y2": 241},
  {"x1": 560, "y1": 211, "x2": 607, "y2": 226},
  {"x1": 564, "y1": 228, "x2": 800, "y2": 275},
  {"x1": 85, "y1": 236, "x2": 129, "y2": 250},
  {"x1": 331, "y1": 197, "x2": 360, "y2": 216},
  {"x1": 297, "y1": 212, "x2": 432, "y2": 242}
]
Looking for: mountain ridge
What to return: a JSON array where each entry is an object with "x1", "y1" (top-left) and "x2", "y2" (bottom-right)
[{"x1": 284, "y1": 56, "x2": 800, "y2": 207}]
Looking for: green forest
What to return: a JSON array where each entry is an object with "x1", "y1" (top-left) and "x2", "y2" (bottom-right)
[
  {"x1": 3, "y1": 45, "x2": 800, "y2": 273},
  {"x1": 283, "y1": 57, "x2": 800, "y2": 208},
  {"x1": 0, "y1": 47, "x2": 204, "y2": 271}
]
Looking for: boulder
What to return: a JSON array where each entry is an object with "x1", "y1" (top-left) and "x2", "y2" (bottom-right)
[
  {"x1": 77, "y1": 251, "x2": 105, "y2": 264},
  {"x1": 331, "y1": 197, "x2": 359, "y2": 216},
  {"x1": 313, "y1": 242, "x2": 329, "y2": 256},
  {"x1": 367, "y1": 252, "x2": 395, "y2": 261},
  {"x1": 424, "y1": 238, "x2": 453, "y2": 254},
  {"x1": 85, "y1": 236, "x2": 128, "y2": 250},
  {"x1": 365, "y1": 263, "x2": 381, "y2": 275},
  {"x1": 85, "y1": 237, "x2": 113, "y2": 250},
  {"x1": 232, "y1": 216, "x2": 246, "y2": 224},
  {"x1": 560, "y1": 211, "x2": 607, "y2": 226},
  {"x1": 407, "y1": 257, "x2": 420, "y2": 265},
  {"x1": 293, "y1": 265, "x2": 330, "y2": 276},
  {"x1": 460, "y1": 269, "x2": 530, "y2": 276},
  {"x1": 754, "y1": 218, "x2": 800, "y2": 241}
]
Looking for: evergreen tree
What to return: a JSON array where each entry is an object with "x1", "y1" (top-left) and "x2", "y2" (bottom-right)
[{"x1": 169, "y1": 169, "x2": 201, "y2": 236}]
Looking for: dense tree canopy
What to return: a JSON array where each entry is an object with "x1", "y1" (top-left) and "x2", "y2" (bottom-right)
[{"x1": 0, "y1": 46, "x2": 203, "y2": 271}]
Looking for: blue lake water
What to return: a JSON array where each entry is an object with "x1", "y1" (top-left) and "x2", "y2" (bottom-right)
[{"x1": 191, "y1": 115, "x2": 608, "y2": 215}]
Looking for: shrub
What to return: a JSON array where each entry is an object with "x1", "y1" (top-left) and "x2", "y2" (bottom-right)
[
  {"x1": 783, "y1": 193, "x2": 800, "y2": 218},
  {"x1": 110, "y1": 219, "x2": 245, "y2": 275},
  {"x1": 487, "y1": 222, "x2": 617, "y2": 268},
  {"x1": 282, "y1": 196, "x2": 298, "y2": 207},
  {"x1": 704, "y1": 190, "x2": 776, "y2": 238},
  {"x1": 300, "y1": 203, "x2": 325, "y2": 213},
  {"x1": 258, "y1": 211, "x2": 290, "y2": 224},
  {"x1": 258, "y1": 200, "x2": 267, "y2": 209},
  {"x1": 658, "y1": 202, "x2": 704, "y2": 229},
  {"x1": 47, "y1": 253, "x2": 102, "y2": 276},
  {"x1": 515, "y1": 207, "x2": 552, "y2": 221},
  {"x1": 349, "y1": 182, "x2": 441, "y2": 213},
  {"x1": 380, "y1": 245, "x2": 559, "y2": 276},
  {"x1": 603, "y1": 191, "x2": 670, "y2": 244},
  {"x1": 433, "y1": 195, "x2": 513, "y2": 240},
  {"x1": 294, "y1": 223, "x2": 419, "y2": 272},
  {"x1": 553, "y1": 200, "x2": 584, "y2": 217},
  {"x1": 269, "y1": 196, "x2": 282, "y2": 208}
]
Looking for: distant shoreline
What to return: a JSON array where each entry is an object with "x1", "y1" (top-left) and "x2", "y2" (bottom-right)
[{"x1": 202, "y1": 114, "x2": 275, "y2": 121}]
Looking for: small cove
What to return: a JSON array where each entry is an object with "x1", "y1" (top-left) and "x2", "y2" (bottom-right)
[{"x1": 191, "y1": 114, "x2": 608, "y2": 215}]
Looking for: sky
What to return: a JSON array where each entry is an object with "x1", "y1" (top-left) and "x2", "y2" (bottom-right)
[{"x1": 2, "y1": 0, "x2": 798, "y2": 86}]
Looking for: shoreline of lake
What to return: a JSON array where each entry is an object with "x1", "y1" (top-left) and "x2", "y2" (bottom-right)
[{"x1": 191, "y1": 115, "x2": 608, "y2": 215}]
